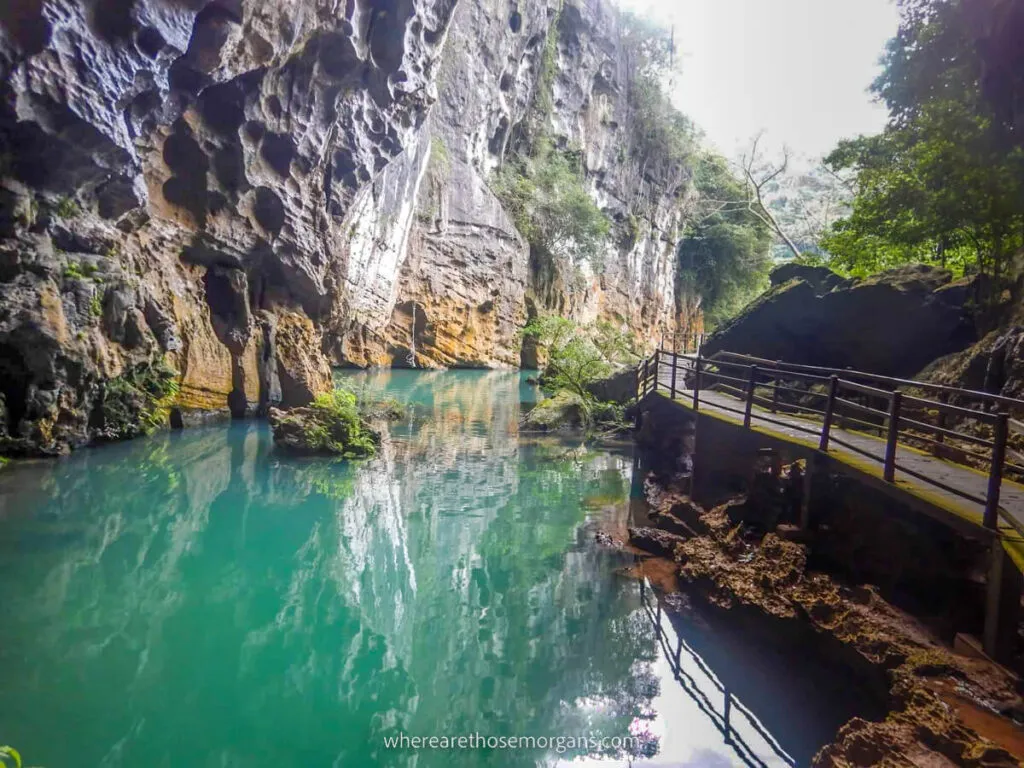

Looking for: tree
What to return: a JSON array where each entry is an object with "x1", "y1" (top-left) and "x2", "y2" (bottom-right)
[
  {"x1": 763, "y1": 164, "x2": 853, "y2": 261},
  {"x1": 697, "y1": 134, "x2": 825, "y2": 261},
  {"x1": 822, "y1": 0, "x2": 1024, "y2": 283},
  {"x1": 677, "y1": 153, "x2": 774, "y2": 328}
]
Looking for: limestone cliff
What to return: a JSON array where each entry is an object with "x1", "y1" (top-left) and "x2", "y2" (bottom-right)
[{"x1": 0, "y1": 0, "x2": 690, "y2": 455}]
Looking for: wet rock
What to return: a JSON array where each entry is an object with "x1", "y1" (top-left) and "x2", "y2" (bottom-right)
[
  {"x1": 644, "y1": 467, "x2": 1024, "y2": 766},
  {"x1": 627, "y1": 526, "x2": 688, "y2": 559}
]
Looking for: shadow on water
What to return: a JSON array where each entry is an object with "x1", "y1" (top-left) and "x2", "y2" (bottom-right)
[{"x1": 0, "y1": 370, "x2": 881, "y2": 767}]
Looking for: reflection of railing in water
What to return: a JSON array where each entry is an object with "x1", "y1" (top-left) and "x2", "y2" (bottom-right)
[{"x1": 639, "y1": 579, "x2": 797, "y2": 768}]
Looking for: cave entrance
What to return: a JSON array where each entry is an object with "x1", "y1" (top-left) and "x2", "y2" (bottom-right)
[{"x1": 0, "y1": 342, "x2": 30, "y2": 432}]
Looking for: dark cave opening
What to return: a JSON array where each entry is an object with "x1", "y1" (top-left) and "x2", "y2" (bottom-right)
[{"x1": 0, "y1": 342, "x2": 31, "y2": 432}]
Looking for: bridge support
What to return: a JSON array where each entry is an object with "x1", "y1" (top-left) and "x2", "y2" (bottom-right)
[
  {"x1": 983, "y1": 542, "x2": 1022, "y2": 662},
  {"x1": 799, "y1": 453, "x2": 821, "y2": 531}
]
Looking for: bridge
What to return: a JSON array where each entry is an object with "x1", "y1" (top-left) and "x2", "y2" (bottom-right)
[{"x1": 637, "y1": 348, "x2": 1024, "y2": 660}]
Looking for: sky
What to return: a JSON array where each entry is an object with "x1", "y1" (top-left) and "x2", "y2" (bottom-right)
[{"x1": 618, "y1": 0, "x2": 902, "y2": 165}]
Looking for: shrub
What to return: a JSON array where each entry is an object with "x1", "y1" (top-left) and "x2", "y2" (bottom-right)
[
  {"x1": 522, "y1": 315, "x2": 637, "y2": 435},
  {"x1": 55, "y1": 196, "x2": 80, "y2": 219},
  {"x1": 307, "y1": 388, "x2": 380, "y2": 457},
  {"x1": 96, "y1": 359, "x2": 179, "y2": 441},
  {"x1": 492, "y1": 138, "x2": 609, "y2": 269}
]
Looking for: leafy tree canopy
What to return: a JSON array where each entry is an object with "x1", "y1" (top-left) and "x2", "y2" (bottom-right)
[
  {"x1": 678, "y1": 153, "x2": 774, "y2": 328},
  {"x1": 823, "y1": 0, "x2": 1024, "y2": 283}
]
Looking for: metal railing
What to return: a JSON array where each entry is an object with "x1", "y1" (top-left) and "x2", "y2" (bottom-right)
[{"x1": 637, "y1": 348, "x2": 1024, "y2": 535}]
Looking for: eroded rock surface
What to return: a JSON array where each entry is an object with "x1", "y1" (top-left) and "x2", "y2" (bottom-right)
[
  {"x1": 0, "y1": 0, "x2": 694, "y2": 454},
  {"x1": 0, "y1": 0, "x2": 457, "y2": 453},
  {"x1": 633, "y1": 481, "x2": 1024, "y2": 767}
]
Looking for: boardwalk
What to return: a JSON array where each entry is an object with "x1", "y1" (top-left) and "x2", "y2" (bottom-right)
[{"x1": 641, "y1": 351, "x2": 1024, "y2": 567}]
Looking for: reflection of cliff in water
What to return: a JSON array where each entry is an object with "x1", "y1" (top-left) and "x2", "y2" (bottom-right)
[{"x1": 0, "y1": 371, "x2": 657, "y2": 767}]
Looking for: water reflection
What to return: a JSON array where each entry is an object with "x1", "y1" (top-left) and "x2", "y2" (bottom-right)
[{"x1": 0, "y1": 371, "x2": 855, "y2": 767}]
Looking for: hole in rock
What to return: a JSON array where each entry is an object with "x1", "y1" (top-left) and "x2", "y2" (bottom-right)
[
  {"x1": 260, "y1": 133, "x2": 295, "y2": 177},
  {"x1": 368, "y1": 0, "x2": 405, "y2": 70},
  {"x1": 499, "y1": 72, "x2": 514, "y2": 92},
  {"x1": 0, "y1": 0, "x2": 50, "y2": 56},
  {"x1": 266, "y1": 95, "x2": 282, "y2": 119},
  {"x1": 508, "y1": 10, "x2": 522, "y2": 32},
  {"x1": 199, "y1": 82, "x2": 245, "y2": 137},
  {"x1": 168, "y1": 60, "x2": 207, "y2": 94},
  {"x1": 185, "y1": 3, "x2": 239, "y2": 73},
  {"x1": 252, "y1": 187, "x2": 285, "y2": 235},
  {"x1": 243, "y1": 120, "x2": 265, "y2": 142},
  {"x1": 488, "y1": 117, "x2": 509, "y2": 156},
  {"x1": 213, "y1": 145, "x2": 246, "y2": 192},
  {"x1": 162, "y1": 124, "x2": 209, "y2": 224},
  {"x1": 136, "y1": 25, "x2": 164, "y2": 58},
  {"x1": 0, "y1": 342, "x2": 30, "y2": 430},
  {"x1": 318, "y1": 31, "x2": 361, "y2": 79},
  {"x1": 89, "y1": 0, "x2": 134, "y2": 42},
  {"x1": 228, "y1": 388, "x2": 247, "y2": 418}
]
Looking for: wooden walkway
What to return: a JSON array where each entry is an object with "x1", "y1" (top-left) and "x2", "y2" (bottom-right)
[{"x1": 640, "y1": 350, "x2": 1024, "y2": 564}]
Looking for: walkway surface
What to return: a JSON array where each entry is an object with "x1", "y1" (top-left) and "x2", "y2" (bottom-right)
[{"x1": 653, "y1": 369, "x2": 1024, "y2": 560}]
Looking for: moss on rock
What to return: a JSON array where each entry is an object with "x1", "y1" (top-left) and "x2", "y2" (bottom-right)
[{"x1": 268, "y1": 387, "x2": 403, "y2": 457}]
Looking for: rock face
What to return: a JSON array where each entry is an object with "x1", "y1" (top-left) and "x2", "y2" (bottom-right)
[
  {"x1": 336, "y1": 0, "x2": 688, "y2": 368},
  {"x1": 704, "y1": 264, "x2": 977, "y2": 378},
  {"x1": 0, "y1": 0, "x2": 690, "y2": 455}
]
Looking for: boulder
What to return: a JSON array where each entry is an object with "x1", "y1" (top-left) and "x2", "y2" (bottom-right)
[
  {"x1": 705, "y1": 264, "x2": 976, "y2": 378},
  {"x1": 769, "y1": 262, "x2": 850, "y2": 293},
  {"x1": 522, "y1": 391, "x2": 586, "y2": 431},
  {"x1": 267, "y1": 404, "x2": 380, "y2": 457},
  {"x1": 585, "y1": 366, "x2": 638, "y2": 405}
]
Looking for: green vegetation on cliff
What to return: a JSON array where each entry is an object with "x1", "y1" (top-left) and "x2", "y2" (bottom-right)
[
  {"x1": 95, "y1": 359, "x2": 179, "y2": 442},
  {"x1": 822, "y1": 0, "x2": 1024, "y2": 284},
  {"x1": 492, "y1": 138, "x2": 610, "y2": 269},
  {"x1": 620, "y1": 12, "x2": 773, "y2": 328}
]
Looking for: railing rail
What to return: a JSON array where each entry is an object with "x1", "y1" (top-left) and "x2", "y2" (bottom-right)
[{"x1": 636, "y1": 348, "x2": 1024, "y2": 534}]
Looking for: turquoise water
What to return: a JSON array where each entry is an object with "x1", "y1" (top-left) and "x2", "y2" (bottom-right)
[{"x1": 0, "y1": 371, "x2": 862, "y2": 767}]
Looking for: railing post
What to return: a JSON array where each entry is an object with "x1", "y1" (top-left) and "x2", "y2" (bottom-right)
[
  {"x1": 935, "y1": 392, "x2": 948, "y2": 454},
  {"x1": 819, "y1": 376, "x2": 839, "y2": 452},
  {"x1": 652, "y1": 350, "x2": 660, "y2": 393},
  {"x1": 670, "y1": 351, "x2": 678, "y2": 400},
  {"x1": 771, "y1": 363, "x2": 781, "y2": 414},
  {"x1": 884, "y1": 391, "x2": 902, "y2": 482},
  {"x1": 744, "y1": 365, "x2": 758, "y2": 428},
  {"x1": 692, "y1": 352, "x2": 702, "y2": 411},
  {"x1": 985, "y1": 412, "x2": 1009, "y2": 530}
]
